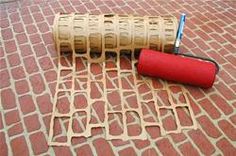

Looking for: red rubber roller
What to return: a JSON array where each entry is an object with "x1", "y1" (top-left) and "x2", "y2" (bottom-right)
[{"x1": 137, "y1": 49, "x2": 218, "y2": 88}]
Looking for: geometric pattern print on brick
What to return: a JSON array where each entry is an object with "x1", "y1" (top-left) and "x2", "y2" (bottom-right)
[
  {"x1": 48, "y1": 49, "x2": 198, "y2": 146},
  {"x1": 49, "y1": 13, "x2": 197, "y2": 146}
]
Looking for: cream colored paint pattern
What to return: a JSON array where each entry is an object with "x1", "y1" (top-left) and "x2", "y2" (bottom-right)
[{"x1": 48, "y1": 13, "x2": 197, "y2": 146}]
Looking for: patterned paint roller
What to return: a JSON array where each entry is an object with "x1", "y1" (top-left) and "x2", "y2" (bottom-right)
[
  {"x1": 137, "y1": 14, "x2": 219, "y2": 88},
  {"x1": 53, "y1": 13, "x2": 178, "y2": 62}
]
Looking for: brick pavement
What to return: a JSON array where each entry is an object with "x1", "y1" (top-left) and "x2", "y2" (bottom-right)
[{"x1": 0, "y1": 0, "x2": 236, "y2": 155}]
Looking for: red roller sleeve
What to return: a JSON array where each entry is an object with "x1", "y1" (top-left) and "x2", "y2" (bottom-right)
[{"x1": 137, "y1": 49, "x2": 217, "y2": 88}]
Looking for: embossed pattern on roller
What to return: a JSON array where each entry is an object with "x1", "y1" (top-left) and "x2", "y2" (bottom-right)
[
  {"x1": 48, "y1": 13, "x2": 197, "y2": 146},
  {"x1": 53, "y1": 13, "x2": 178, "y2": 62}
]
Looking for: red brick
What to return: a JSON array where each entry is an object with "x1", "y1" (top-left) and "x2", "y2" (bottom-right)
[
  {"x1": 104, "y1": 0, "x2": 116, "y2": 7},
  {"x1": 112, "y1": 7, "x2": 125, "y2": 14},
  {"x1": 210, "y1": 47, "x2": 228, "y2": 62},
  {"x1": 223, "y1": 33, "x2": 236, "y2": 44},
  {"x1": 26, "y1": 24, "x2": 37, "y2": 34},
  {"x1": 8, "y1": 122, "x2": 23, "y2": 137},
  {"x1": 136, "y1": 8, "x2": 149, "y2": 15},
  {"x1": 210, "y1": 33, "x2": 226, "y2": 44},
  {"x1": 19, "y1": 44, "x2": 33, "y2": 57},
  {"x1": 30, "y1": 132, "x2": 48, "y2": 155},
  {"x1": 37, "y1": 22, "x2": 49, "y2": 33},
  {"x1": 200, "y1": 24, "x2": 214, "y2": 34},
  {"x1": 223, "y1": 63, "x2": 236, "y2": 77},
  {"x1": 19, "y1": 95, "x2": 36, "y2": 115},
  {"x1": 179, "y1": 142, "x2": 199, "y2": 156},
  {"x1": 156, "y1": 138, "x2": 180, "y2": 156},
  {"x1": 145, "y1": 126, "x2": 161, "y2": 139},
  {"x1": 218, "y1": 120, "x2": 236, "y2": 141},
  {"x1": 2, "y1": 28, "x2": 13, "y2": 40},
  {"x1": 75, "y1": 144, "x2": 93, "y2": 156},
  {"x1": 133, "y1": 140, "x2": 150, "y2": 149},
  {"x1": 188, "y1": 129, "x2": 215, "y2": 155},
  {"x1": 29, "y1": 74, "x2": 45, "y2": 94},
  {"x1": 22, "y1": 15, "x2": 34, "y2": 25},
  {"x1": 49, "y1": 82, "x2": 56, "y2": 96},
  {"x1": 208, "y1": 22, "x2": 224, "y2": 33},
  {"x1": 72, "y1": 137, "x2": 87, "y2": 146},
  {"x1": 110, "y1": 140, "x2": 129, "y2": 147},
  {"x1": 42, "y1": 32, "x2": 53, "y2": 45},
  {"x1": 0, "y1": 10, "x2": 8, "y2": 19},
  {"x1": 0, "y1": 58, "x2": 6, "y2": 69},
  {"x1": 139, "y1": 1, "x2": 151, "y2": 9},
  {"x1": 229, "y1": 114, "x2": 236, "y2": 125},
  {"x1": 185, "y1": 95, "x2": 200, "y2": 116},
  {"x1": 194, "y1": 30, "x2": 212, "y2": 41},
  {"x1": 193, "y1": 38, "x2": 210, "y2": 51},
  {"x1": 15, "y1": 79, "x2": 30, "y2": 94},
  {"x1": 114, "y1": 0, "x2": 126, "y2": 6},
  {"x1": 33, "y1": 43, "x2": 47, "y2": 57},
  {"x1": 29, "y1": 34, "x2": 41, "y2": 44},
  {"x1": 190, "y1": 17, "x2": 203, "y2": 25},
  {"x1": 10, "y1": 12, "x2": 20, "y2": 23},
  {"x1": 4, "y1": 40, "x2": 17, "y2": 53},
  {"x1": 33, "y1": 12, "x2": 44, "y2": 23},
  {"x1": 119, "y1": 147, "x2": 136, "y2": 156},
  {"x1": 176, "y1": 107, "x2": 193, "y2": 127},
  {"x1": 23, "y1": 56, "x2": 39, "y2": 74},
  {"x1": 1, "y1": 88, "x2": 16, "y2": 110},
  {"x1": 42, "y1": 7, "x2": 53, "y2": 16},
  {"x1": 24, "y1": 114, "x2": 41, "y2": 132},
  {"x1": 36, "y1": 94, "x2": 52, "y2": 114},
  {"x1": 0, "y1": 19, "x2": 9, "y2": 28},
  {"x1": 198, "y1": 98, "x2": 221, "y2": 119},
  {"x1": 44, "y1": 70, "x2": 57, "y2": 82},
  {"x1": 11, "y1": 66, "x2": 26, "y2": 80},
  {"x1": 224, "y1": 44, "x2": 236, "y2": 54},
  {"x1": 0, "y1": 47, "x2": 4, "y2": 58},
  {"x1": 4, "y1": 109, "x2": 20, "y2": 126},
  {"x1": 13, "y1": 22, "x2": 24, "y2": 33},
  {"x1": 170, "y1": 133, "x2": 187, "y2": 143},
  {"x1": 38, "y1": 56, "x2": 53, "y2": 71},
  {"x1": 0, "y1": 70, "x2": 10, "y2": 89},
  {"x1": 215, "y1": 81, "x2": 236, "y2": 101},
  {"x1": 42, "y1": 115, "x2": 51, "y2": 133},
  {"x1": 91, "y1": 127, "x2": 103, "y2": 135},
  {"x1": 214, "y1": 67, "x2": 230, "y2": 83},
  {"x1": 46, "y1": 16, "x2": 55, "y2": 25},
  {"x1": 30, "y1": 5, "x2": 40, "y2": 13},
  {"x1": 142, "y1": 148, "x2": 158, "y2": 156},
  {"x1": 11, "y1": 136, "x2": 29, "y2": 156},
  {"x1": 197, "y1": 115, "x2": 222, "y2": 138},
  {"x1": 93, "y1": 138, "x2": 115, "y2": 156},
  {"x1": 8, "y1": 53, "x2": 21, "y2": 67},
  {"x1": 0, "y1": 132, "x2": 8, "y2": 156},
  {"x1": 16, "y1": 33, "x2": 28, "y2": 44},
  {"x1": 225, "y1": 27, "x2": 236, "y2": 36},
  {"x1": 184, "y1": 27, "x2": 197, "y2": 39},
  {"x1": 54, "y1": 146, "x2": 73, "y2": 156},
  {"x1": 74, "y1": 5, "x2": 87, "y2": 14},
  {"x1": 50, "y1": 1, "x2": 61, "y2": 8},
  {"x1": 19, "y1": 7, "x2": 30, "y2": 16},
  {"x1": 182, "y1": 38, "x2": 196, "y2": 49},
  {"x1": 210, "y1": 94, "x2": 233, "y2": 115},
  {"x1": 216, "y1": 138, "x2": 236, "y2": 156},
  {"x1": 186, "y1": 86, "x2": 205, "y2": 100},
  {"x1": 85, "y1": 2, "x2": 96, "y2": 10},
  {"x1": 226, "y1": 55, "x2": 236, "y2": 66}
]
